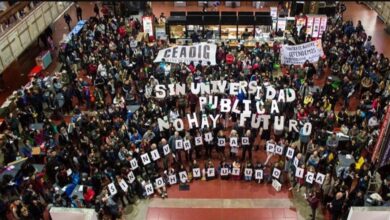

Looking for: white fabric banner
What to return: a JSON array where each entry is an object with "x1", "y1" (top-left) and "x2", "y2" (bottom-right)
[
  {"x1": 280, "y1": 39, "x2": 324, "y2": 65},
  {"x1": 154, "y1": 43, "x2": 217, "y2": 65}
]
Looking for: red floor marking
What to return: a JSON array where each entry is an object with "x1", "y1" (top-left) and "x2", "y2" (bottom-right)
[{"x1": 147, "y1": 207, "x2": 297, "y2": 220}]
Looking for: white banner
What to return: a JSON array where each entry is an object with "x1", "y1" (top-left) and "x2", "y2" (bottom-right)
[
  {"x1": 280, "y1": 39, "x2": 324, "y2": 65},
  {"x1": 154, "y1": 43, "x2": 217, "y2": 65}
]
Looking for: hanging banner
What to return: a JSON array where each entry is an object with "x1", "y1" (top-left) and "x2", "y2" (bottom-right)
[
  {"x1": 142, "y1": 16, "x2": 154, "y2": 37},
  {"x1": 281, "y1": 39, "x2": 324, "y2": 65},
  {"x1": 154, "y1": 43, "x2": 217, "y2": 65}
]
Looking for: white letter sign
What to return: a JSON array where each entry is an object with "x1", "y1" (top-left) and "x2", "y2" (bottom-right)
[
  {"x1": 151, "y1": 149, "x2": 160, "y2": 161},
  {"x1": 108, "y1": 183, "x2": 117, "y2": 195},
  {"x1": 193, "y1": 168, "x2": 201, "y2": 178},
  {"x1": 141, "y1": 153, "x2": 151, "y2": 165},
  {"x1": 175, "y1": 140, "x2": 183, "y2": 149},
  {"x1": 272, "y1": 168, "x2": 281, "y2": 179},
  {"x1": 145, "y1": 183, "x2": 154, "y2": 196}
]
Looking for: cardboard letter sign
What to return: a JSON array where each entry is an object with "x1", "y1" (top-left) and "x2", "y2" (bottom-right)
[
  {"x1": 244, "y1": 168, "x2": 253, "y2": 177},
  {"x1": 295, "y1": 167, "x2": 304, "y2": 178},
  {"x1": 220, "y1": 168, "x2": 229, "y2": 176},
  {"x1": 232, "y1": 167, "x2": 240, "y2": 176},
  {"x1": 141, "y1": 153, "x2": 151, "y2": 165},
  {"x1": 315, "y1": 172, "x2": 325, "y2": 185},
  {"x1": 145, "y1": 183, "x2": 154, "y2": 196},
  {"x1": 255, "y1": 170, "x2": 263, "y2": 180},
  {"x1": 195, "y1": 136, "x2": 203, "y2": 146},
  {"x1": 204, "y1": 132, "x2": 213, "y2": 142},
  {"x1": 275, "y1": 145, "x2": 284, "y2": 155},
  {"x1": 266, "y1": 142, "x2": 275, "y2": 153},
  {"x1": 175, "y1": 140, "x2": 183, "y2": 149},
  {"x1": 183, "y1": 140, "x2": 192, "y2": 151},
  {"x1": 151, "y1": 149, "x2": 160, "y2": 161},
  {"x1": 242, "y1": 137, "x2": 250, "y2": 145},
  {"x1": 108, "y1": 183, "x2": 117, "y2": 195},
  {"x1": 286, "y1": 147, "x2": 295, "y2": 159},
  {"x1": 192, "y1": 168, "x2": 201, "y2": 178},
  {"x1": 272, "y1": 168, "x2": 281, "y2": 179},
  {"x1": 230, "y1": 137, "x2": 238, "y2": 147},
  {"x1": 119, "y1": 179, "x2": 128, "y2": 192},
  {"x1": 128, "y1": 171, "x2": 136, "y2": 183},
  {"x1": 168, "y1": 174, "x2": 177, "y2": 185},
  {"x1": 207, "y1": 168, "x2": 215, "y2": 177},
  {"x1": 179, "y1": 171, "x2": 188, "y2": 182},
  {"x1": 163, "y1": 144, "x2": 170, "y2": 155},
  {"x1": 218, "y1": 138, "x2": 226, "y2": 147},
  {"x1": 293, "y1": 157, "x2": 299, "y2": 168},
  {"x1": 306, "y1": 171, "x2": 315, "y2": 184},
  {"x1": 130, "y1": 158, "x2": 138, "y2": 170},
  {"x1": 155, "y1": 177, "x2": 165, "y2": 188}
]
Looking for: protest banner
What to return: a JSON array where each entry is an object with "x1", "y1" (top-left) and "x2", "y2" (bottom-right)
[
  {"x1": 154, "y1": 43, "x2": 217, "y2": 65},
  {"x1": 280, "y1": 39, "x2": 324, "y2": 65}
]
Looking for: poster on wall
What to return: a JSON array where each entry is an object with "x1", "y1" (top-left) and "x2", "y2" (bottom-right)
[
  {"x1": 280, "y1": 39, "x2": 324, "y2": 65},
  {"x1": 154, "y1": 43, "x2": 217, "y2": 65},
  {"x1": 277, "y1": 17, "x2": 287, "y2": 31},
  {"x1": 270, "y1": 7, "x2": 278, "y2": 19},
  {"x1": 319, "y1": 16, "x2": 328, "y2": 38},
  {"x1": 306, "y1": 16, "x2": 314, "y2": 37},
  {"x1": 142, "y1": 16, "x2": 154, "y2": 37},
  {"x1": 312, "y1": 16, "x2": 321, "y2": 38}
]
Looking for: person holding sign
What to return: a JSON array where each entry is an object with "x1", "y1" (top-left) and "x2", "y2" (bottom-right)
[
  {"x1": 184, "y1": 132, "x2": 194, "y2": 162},
  {"x1": 218, "y1": 159, "x2": 232, "y2": 180},
  {"x1": 229, "y1": 130, "x2": 239, "y2": 159},
  {"x1": 241, "y1": 130, "x2": 253, "y2": 161},
  {"x1": 232, "y1": 159, "x2": 241, "y2": 181},
  {"x1": 190, "y1": 160, "x2": 202, "y2": 181},
  {"x1": 243, "y1": 161, "x2": 254, "y2": 181},
  {"x1": 151, "y1": 173, "x2": 168, "y2": 199},
  {"x1": 158, "y1": 138, "x2": 170, "y2": 170},
  {"x1": 264, "y1": 138, "x2": 277, "y2": 166},
  {"x1": 203, "y1": 159, "x2": 216, "y2": 181},
  {"x1": 216, "y1": 130, "x2": 226, "y2": 159},
  {"x1": 168, "y1": 131, "x2": 183, "y2": 163},
  {"x1": 193, "y1": 130, "x2": 203, "y2": 159}
]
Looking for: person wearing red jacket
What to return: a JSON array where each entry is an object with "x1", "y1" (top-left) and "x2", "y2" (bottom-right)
[
  {"x1": 226, "y1": 53, "x2": 235, "y2": 65},
  {"x1": 83, "y1": 186, "x2": 96, "y2": 207}
]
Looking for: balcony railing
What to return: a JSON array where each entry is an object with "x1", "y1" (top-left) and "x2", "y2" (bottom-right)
[{"x1": 0, "y1": 1, "x2": 73, "y2": 74}]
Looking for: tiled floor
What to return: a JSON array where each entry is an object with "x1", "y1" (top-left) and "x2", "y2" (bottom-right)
[
  {"x1": 146, "y1": 207, "x2": 297, "y2": 220},
  {"x1": 165, "y1": 179, "x2": 291, "y2": 199}
]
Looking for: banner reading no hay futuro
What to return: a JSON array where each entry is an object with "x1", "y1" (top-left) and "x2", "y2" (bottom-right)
[
  {"x1": 154, "y1": 43, "x2": 217, "y2": 66},
  {"x1": 280, "y1": 39, "x2": 324, "y2": 65}
]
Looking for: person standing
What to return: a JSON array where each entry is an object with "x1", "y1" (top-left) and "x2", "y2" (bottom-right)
[
  {"x1": 306, "y1": 191, "x2": 319, "y2": 220},
  {"x1": 93, "y1": 3, "x2": 100, "y2": 18},
  {"x1": 64, "y1": 13, "x2": 72, "y2": 31},
  {"x1": 76, "y1": 4, "x2": 82, "y2": 21},
  {"x1": 329, "y1": 192, "x2": 344, "y2": 220}
]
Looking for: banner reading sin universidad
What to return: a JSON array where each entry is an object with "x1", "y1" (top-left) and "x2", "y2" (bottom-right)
[
  {"x1": 154, "y1": 43, "x2": 217, "y2": 66},
  {"x1": 280, "y1": 39, "x2": 324, "y2": 65}
]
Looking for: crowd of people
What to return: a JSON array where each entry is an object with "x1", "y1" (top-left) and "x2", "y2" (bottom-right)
[{"x1": 0, "y1": 2, "x2": 389, "y2": 220}]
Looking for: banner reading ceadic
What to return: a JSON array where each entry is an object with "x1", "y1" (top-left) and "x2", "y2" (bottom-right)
[
  {"x1": 280, "y1": 39, "x2": 324, "y2": 65},
  {"x1": 154, "y1": 43, "x2": 217, "y2": 66}
]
